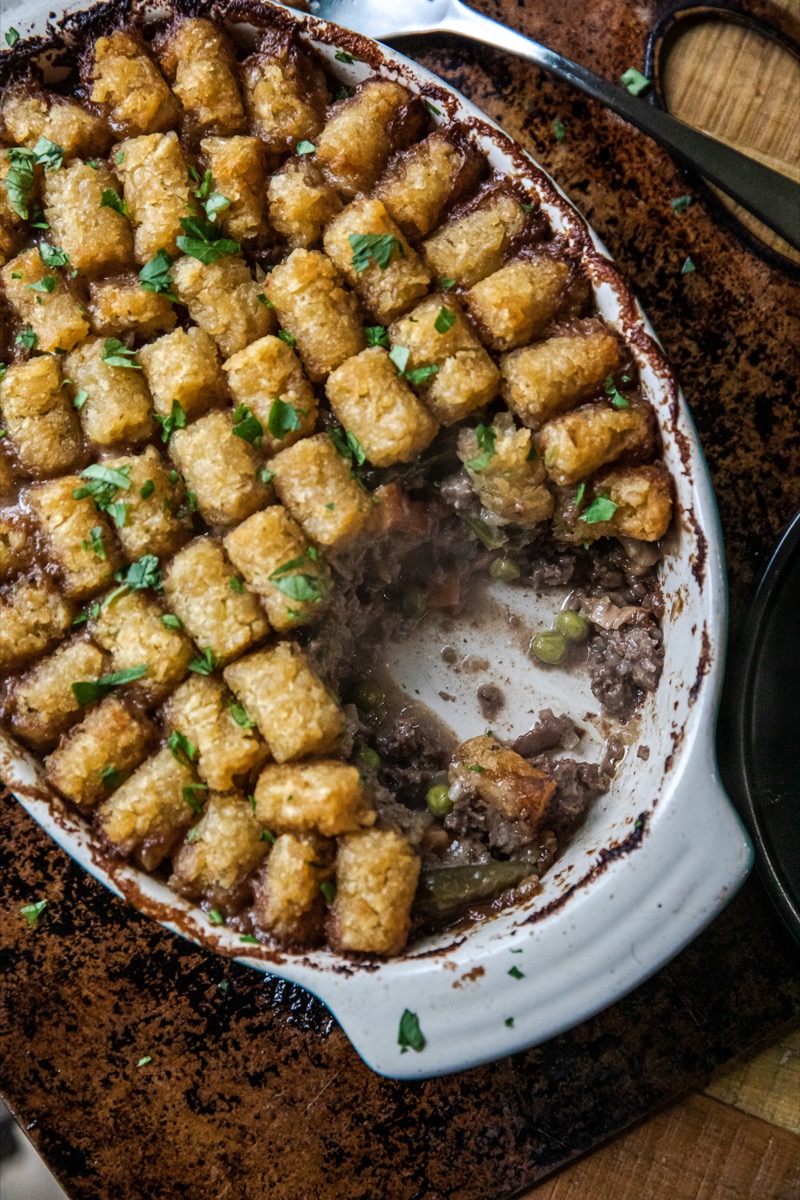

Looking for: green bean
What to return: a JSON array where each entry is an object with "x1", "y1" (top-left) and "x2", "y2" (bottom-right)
[
  {"x1": 426, "y1": 783, "x2": 453, "y2": 818},
  {"x1": 489, "y1": 556, "x2": 521, "y2": 582},
  {"x1": 414, "y1": 861, "x2": 536, "y2": 917},
  {"x1": 352, "y1": 680, "x2": 383, "y2": 712},
  {"x1": 555, "y1": 610, "x2": 590, "y2": 643},
  {"x1": 530, "y1": 630, "x2": 567, "y2": 665}
]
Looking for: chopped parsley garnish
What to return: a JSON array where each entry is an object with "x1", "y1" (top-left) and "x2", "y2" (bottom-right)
[
  {"x1": 582, "y1": 494, "x2": 618, "y2": 524},
  {"x1": 268, "y1": 550, "x2": 328, "y2": 603},
  {"x1": 439, "y1": 277, "x2": 456, "y2": 290},
  {"x1": 232, "y1": 403, "x2": 264, "y2": 448},
  {"x1": 574, "y1": 481, "x2": 586, "y2": 508},
  {"x1": 261, "y1": 828, "x2": 276, "y2": 844},
  {"x1": 183, "y1": 782, "x2": 209, "y2": 813},
  {"x1": 139, "y1": 479, "x2": 155, "y2": 499},
  {"x1": 115, "y1": 150, "x2": 125, "y2": 165},
  {"x1": 398, "y1": 1009, "x2": 426, "y2": 1053},
  {"x1": 188, "y1": 170, "x2": 231, "y2": 224},
  {"x1": 349, "y1": 232, "x2": 404, "y2": 272},
  {"x1": 33, "y1": 137, "x2": 64, "y2": 170},
  {"x1": 508, "y1": 965, "x2": 525, "y2": 980},
  {"x1": 335, "y1": 49, "x2": 356, "y2": 63},
  {"x1": 81, "y1": 525, "x2": 107, "y2": 559},
  {"x1": 72, "y1": 603, "x2": 100, "y2": 627},
  {"x1": 604, "y1": 374, "x2": 629, "y2": 408},
  {"x1": 327, "y1": 425, "x2": 366, "y2": 467},
  {"x1": 239, "y1": 934, "x2": 260, "y2": 944},
  {"x1": 115, "y1": 554, "x2": 162, "y2": 592},
  {"x1": 20, "y1": 899, "x2": 48, "y2": 927},
  {"x1": 388, "y1": 343, "x2": 439, "y2": 386},
  {"x1": 465, "y1": 423, "x2": 496, "y2": 472},
  {"x1": 259, "y1": 467, "x2": 275, "y2": 487},
  {"x1": 334, "y1": 84, "x2": 353, "y2": 101},
  {"x1": 168, "y1": 729, "x2": 197, "y2": 766},
  {"x1": 100, "y1": 188, "x2": 130, "y2": 217},
  {"x1": 230, "y1": 574, "x2": 245, "y2": 594},
  {"x1": 434, "y1": 306, "x2": 457, "y2": 334},
  {"x1": 296, "y1": 140, "x2": 316, "y2": 155},
  {"x1": 139, "y1": 249, "x2": 179, "y2": 302},
  {"x1": 267, "y1": 397, "x2": 302, "y2": 440},
  {"x1": 39, "y1": 243, "x2": 70, "y2": 268},
  {"x1": 681, "y1": 256, "x2": 696, "y2": 275},
  {"x1": 154, "y1": 399, "x2": 187, "y2": 442},
  {"x1": 277, "y1": 328, "x2": 297, "y2": 349},
  {"x1": 72, "y1": 665, "x2": 148, "y2": 706},
  {"x1": 423, "y1": 99, "x2": 441, "y2": 116},
  {"x1": 520, "y1": 201, "x2": 534, "y2": 213},
  {"x1": 5, "y1": 28, "x2": 20, "y2": 46},
  {"x1": 552, "y1": 117, "x2": 566, "y2": 141},
  {"x1": 161, "y1": 613, "x2": 182, "y2": 630},
  {"x1": 319, "y1": 881, "x2": 336, "y2": 904},
  {"x1": 188, "y1": 646, "x2": 217, "y2": 675},
  {"x1": 4, "y1": 149, "x2": 35, "y2": 219},
  {"x1": 176, "y1": 213, "x2": 239, "y2": 265},
  {"x1": 208, "y1": 907, "x2": 224, "y2": 925},
  {"x1": 26, "y1": 275, "x2": 56, "y2": 294},
  {"x1": 365, "y1": 324, "x2": 389, "y2": 348},
  {"x1": 671, "y1": 195, "x2": 693, "y2": 213},
  {"x1": 504, "y1": 1017, "x2": 515, "y2": 1027},
  {"x1": 620, "y1": 68, "x2": 651, "y2": 96},
  {"x1": 102, "y1": 338, "x2": 140, "y2": 369},
  {"x1": 72, "y1": 463, "x2": 132, "y2": 525},
  {"x1": 99, "y1": 764, "x2": 127, "y2": 790},
  {"x1": 228, "y1": 701, "x2": 255, "y2": 728},
  {"x1": 136, "y1": 1056, "x2": 152, "y2": 1067},
  {"x1": 15, "y1": 328, "x2": 38, "y2": 350}
]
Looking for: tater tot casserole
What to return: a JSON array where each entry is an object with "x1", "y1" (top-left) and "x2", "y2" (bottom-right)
[{"x1": 0, "y1": 2, "x2": 677, "y2": 958}]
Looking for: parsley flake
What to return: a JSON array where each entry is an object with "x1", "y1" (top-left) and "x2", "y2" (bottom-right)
[
  {"x1": 335, "y1": 49, "x2": 356, "y2": 63},
  {"x1": 15, "y1": 328, "x2": 38, "y2": 351},
  {"x1": 296, "y1": 140, "x2": 316, "y2": 155},
  {"x1": 168, "y1": 729, "x2": 197, "y2": 766},
  {"x1": 365, "y1": 324, "x2": 389, "y2": 348},
  {"x1": 504, "y1": 1017, "x2": 515, "y2": 1027},
  {"x1": 398, "y1": 1009, "x2": 426, "y2": 1053},
  {"x1": 349, "y1": 232, "x2": 404, "y2": 272},
  {"x1": 139, "y1": 479, "x2": 155, "y2": 499},
  {"x1": 72, "y1": 665, "x2": 148, "y2": 706},
  {"x1": 277, "y1": 329, "x2": 297, "y2": 350},
  {"x1": 161, "y1": 613, "x2": 182, "y2": 630},
  {"x1": 671, "y1": 195, "x2": 693, "y2": 213},
  {"x1": 681, "y1": 256, "x2": 696, "y2": 275},
  {"x1": 508, "y1": 965, "x2": 525, "y2": 980},
  {"x1": 466, "y1": 423, "x2": 497, "y2": 472},
  {"x1": 102, "y1": 338, "x2": 140, "y2": 369},
  {"x1": 424, "y1": 99, "x2": 441, "y2": 116},
  {"x1": 228, "y1": 701, "x2": 255, "y2": 727},
  {"x1": 4, "y1": 149, "x2": 35, "y2": 220},
  {"x1": 327, "y1": 425, "x2": 366, "y2": 467},
  {"x1": 552, "y1": 117, "x2": 566, "y2": 141},
  {"x1": 239, "y1": 934, "x2": 260, "y2": 945},
  {"x1": 99, "y1": 764, "x2": 127, "y2": 790},
  {"x1": 269, "y1": 550, "x2": 328, "y2": 603},
  {"x1": 434, "y1": 306, "x2": 457, "y2": 334},
  {"x1": 319, "y1": 880, "x2": 336, "y2": 904},
  {"x1": 188, "y1": 646, "x2": 218, "y2": 675},
  {"x1": 230, "y1": 575, "x2": 245, "y2": 594},
  {"x1": 267, "y1": 397, "x2": 302, "y2": 440},
  {"x1": 389, "y1": 344, "x2": 440, "y2": 386},
  {"x1": 20, "y1": 899, "x2": 48, "y2": 927},
  {"x1": 5, "y1": 28, "x2": 20, "y2": 47},
  {"x1": 33, "y1": 137, "x2": 64, "y2": 170},
  {"x1": 604, "y1": 374, "x2": 629, "y2": 408},
  {"x1": 582, "y1": 494, "x2": 618, "y2": 524},
  {"x1": 100, "y1": 188, "x2": 130, "y2": 217},
  {"x1": 183, "y1": 783, "x2": 209, "y2": 813},
  {"x1": 39, "y1": 243, "x2": 70, "y2": 268},
  {"x1": 232, "y1": 403, "x2": 264, "y2": 447},
  {"x1": 574, "y1": 481, "x2": 586, "y2": 508},
  {"x1": 140, "y1": 249, "x2": 178, "y2": 301},
  {"x1": 136, "y1": 1056, "x2": 152, "y2": 1068},
  {"x1": 26, "y1": 275, "x2": 56, "y2": 294},
  {"x1": 208, "y1": 907, "x2": 224, "y2": 925},
  {"x1": 439, "y1": 277, "x2": 456, "y2": 290},
  {"x1": 81, "y1": 525, "x2": 107, "y2": 559},
  {"x1": 176, "y1": 213, "x2": 239, "y2": 265},
  {"x1": 621, "y1": 67, "x2": 651, "y2": 96},
  {"x1": 154, "y1": 399, "x2": 187, "y2": 442}
]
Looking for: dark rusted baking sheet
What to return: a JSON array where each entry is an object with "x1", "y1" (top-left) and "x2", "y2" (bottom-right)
[{"x1": 2, "y1": 0, "x2": 800, "y2": 1196}]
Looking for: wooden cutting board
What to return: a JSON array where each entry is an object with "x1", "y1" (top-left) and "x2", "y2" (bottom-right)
[{"x1": 2, "y1": 2, "x2": 799, "y2": 1197}]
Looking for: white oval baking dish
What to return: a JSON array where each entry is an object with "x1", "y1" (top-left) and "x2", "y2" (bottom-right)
[{"x1": 0, "y1": 0, "x2": 753, "y2": 1079}]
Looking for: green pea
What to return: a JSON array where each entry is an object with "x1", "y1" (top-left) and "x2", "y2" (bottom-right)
[
  {"x1": 426, "y1": 783, "x2": 453, "y2": 818},
  {"x1": 402, "y1": 586, "x2": 427, "y2": 619},
  {"x1": 555, "y1": 610, "x2": 590, "y2": 643},
  {"x1": 530, "y1": 630, "x2": 567, "y2": 665},
  {"x1": 356, "y1": 746, "x2": 381, "y2": 768},
  {"x1": 353, "y1": 680, "x2": 382, "y2": 712},
  {"x1": 489, "y1": 556, "x2": 521, "y2": 582}
]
